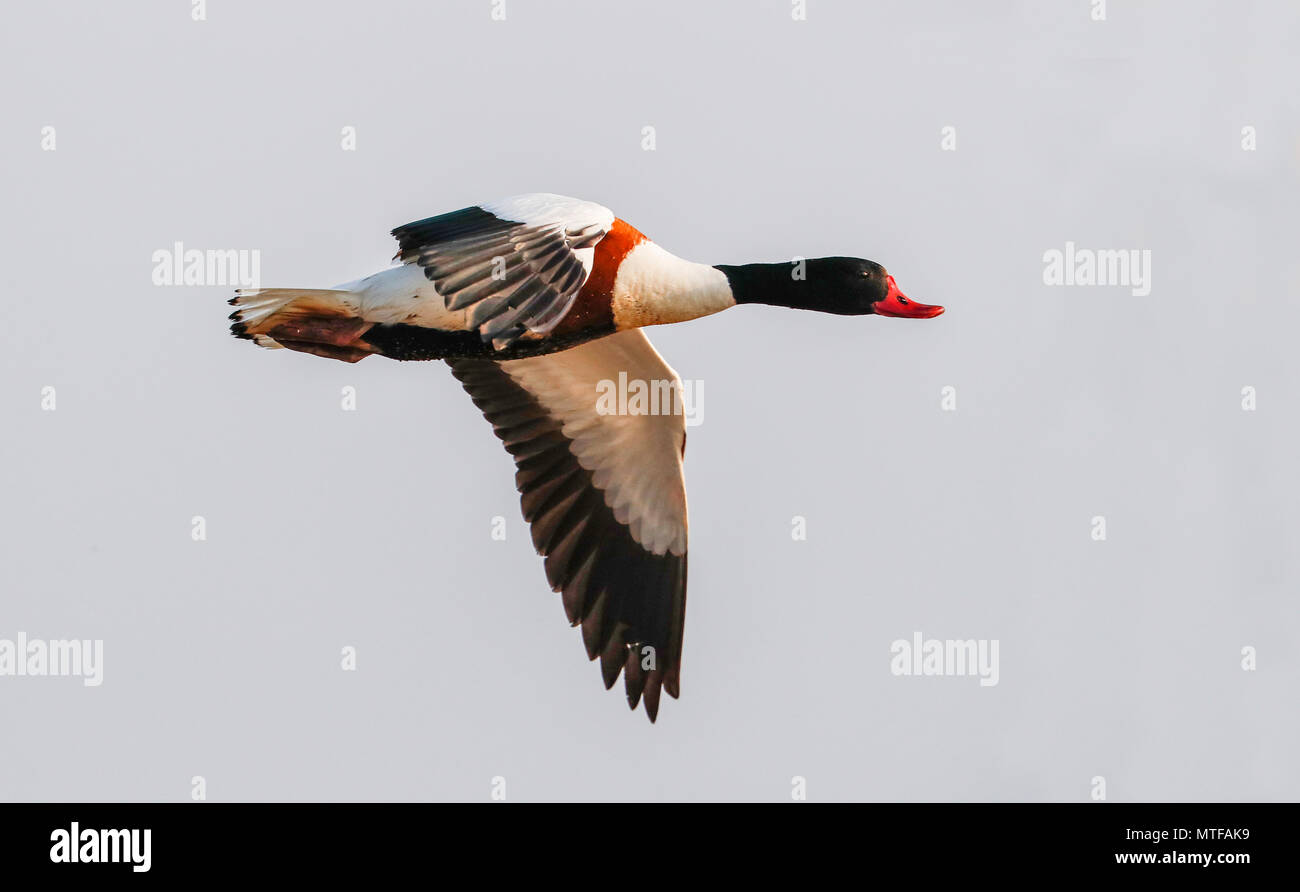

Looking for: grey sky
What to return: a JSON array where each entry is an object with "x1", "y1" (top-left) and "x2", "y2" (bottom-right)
[{"x1": 1, "y1": 0, "x2": 1296, "y2": 801}]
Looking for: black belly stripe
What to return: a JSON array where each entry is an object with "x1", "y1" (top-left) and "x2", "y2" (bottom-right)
[{"x1": 361, "y1": 322, "x2": 615, "y2": 362}]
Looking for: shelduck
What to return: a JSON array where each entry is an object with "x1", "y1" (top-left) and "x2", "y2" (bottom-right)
[{"x1": 229, "y1": 193, "x2": 944, "y2": 721}]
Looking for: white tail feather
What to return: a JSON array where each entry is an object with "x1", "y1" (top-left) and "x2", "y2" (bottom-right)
[
  {"x1": 229, "y1": 287, "x2": 377, "y2": 362},
  {"x1": 230, "y1": 288, "x2": 361, "y2": 347}
]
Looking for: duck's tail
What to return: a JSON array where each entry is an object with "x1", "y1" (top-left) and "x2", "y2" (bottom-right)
[{"x1": 229, "y1": 288, "x2": 376, "y2": 363}]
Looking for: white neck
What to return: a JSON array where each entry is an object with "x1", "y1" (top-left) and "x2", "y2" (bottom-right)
[{"x1": 610, "y1": 241, "x2": 736, "y2": 329}]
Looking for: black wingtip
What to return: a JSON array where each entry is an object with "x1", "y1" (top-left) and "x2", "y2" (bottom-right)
[
  {"x1": 599, "y1": 642, "x2": 623, "y2": 691},
  {"x1": 642, "y1": 673, "x2": 664, "y2": 722}
]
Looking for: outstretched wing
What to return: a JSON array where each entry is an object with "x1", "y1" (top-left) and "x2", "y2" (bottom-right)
[
  {"x1": 448, "y1": 330, "x2": 689, "y2": 721},
  {"x1": 393, "y1": 194, "x2": 614, "y2": 350}
]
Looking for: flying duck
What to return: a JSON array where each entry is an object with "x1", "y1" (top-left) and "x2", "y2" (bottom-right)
[{"x1": 229, "y1": 193, "x2": 944, "y2": 721}]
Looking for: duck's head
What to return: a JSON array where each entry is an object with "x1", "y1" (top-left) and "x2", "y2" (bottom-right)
[
  {"x1": 716, "y1": 257, "x2": 944, "y2": 319},
  {"x1": 808, "y1": 257, "x2": 945, "y2": 318}
]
